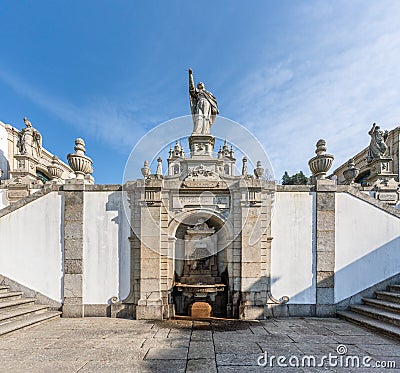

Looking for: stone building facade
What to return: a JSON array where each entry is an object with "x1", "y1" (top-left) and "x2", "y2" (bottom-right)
[
  {"x1": 0, "y1": 75, "x2": 399, "y2": 320},
  {"x1": 0, "y1": 120, "x2": 74, "y2": 204},
  {"x1": 0, "y1": 115, "x2": 399, "y2": 321}
]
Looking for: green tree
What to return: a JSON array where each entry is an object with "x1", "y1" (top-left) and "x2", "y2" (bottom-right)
[{"x1": 281, "y1": 171, "x2": 309, "y2": 185}]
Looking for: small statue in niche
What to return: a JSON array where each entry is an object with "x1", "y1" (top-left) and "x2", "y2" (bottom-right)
[{"x1": 193, "y1": 218, "x2": 209, "y2": 230}]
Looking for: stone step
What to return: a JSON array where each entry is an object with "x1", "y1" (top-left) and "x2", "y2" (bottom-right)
[
  {"x1": 0, "y1": 304, "x2": 48, "y2": 323},
  {"x1": 0, "y1": 311, "x2": 61, "y2": 336},
  {"x1": 350, "y1": 304, "x2": 400, "y2": 326},
  {"x1": 388, "y1": 285, "x2": 400, "y2": 293},
  {"x1": 363, "y1": 297, "x2": 400, "y2": 314},
  {"x1": 0, "y1": 298, "x2": 36, "y2": 310},
  {"x1": 0, "y1": 291, "x2": 23, "y2": 302},
  {"x1": 0, "y1": 286, "x2": 10, "y2": 294},
  {"x1": 376, "y1": 291, "x2": 400, "y2": 304},
  {"x1": 337, "y1": 311, "x2": 400, "y2": 340}
]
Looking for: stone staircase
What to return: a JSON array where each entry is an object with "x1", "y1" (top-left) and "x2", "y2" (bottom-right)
[
  {"x1": 337, "y1": 284, "x2": 400, "y2": 340},
  {"x1": 0, "y1": 285, "x2": 61, "y2": 336}
]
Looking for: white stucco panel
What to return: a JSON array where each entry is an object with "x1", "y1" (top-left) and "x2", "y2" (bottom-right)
[
  {"x1": 335, "y1": 193, "x2": 400, "y2": 302},
  {"x1": 0, "y1": 192, "x2": 63, "y2": 301},
  {"x1": 271, "y1": 192, "x2": 316, "y2": 304},
  {"x1": 83, "y1": 191, "x2": 130, "y2": 304}
]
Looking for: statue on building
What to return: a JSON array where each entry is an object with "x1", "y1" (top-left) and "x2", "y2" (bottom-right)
[
  {"x1": 188, "y1": 68, "x2": 219, "y2": 135},
  {"x1": 367, "y1": 123, "x2": 388, "y2": 162},
  {"x1": 17, "y1": 117, "x2": 42, "y2": 158}
]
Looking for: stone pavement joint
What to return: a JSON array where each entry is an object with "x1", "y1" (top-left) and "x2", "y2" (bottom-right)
[{"x1": 0, "y1": 317, "x2": 399, "y2": 372}]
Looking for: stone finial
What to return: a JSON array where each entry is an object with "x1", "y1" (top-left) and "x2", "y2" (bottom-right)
[
  {"x1": 67, "y1": 138, "x2": 93, "y2": 179},
  {"x1": 156, "y1": 157, "x2": 163, "y2": 177},
  {"x1": 141, "y1": 161, "x2": 151, "y2": 178},
  {"x1": 308, "y1": 139, "x2": 334, "y2": 180},
  {"x1": 242, "y1": 157, "x2": 248, "y2": 176},
  {"x1": 254, "y1": 161, "x2": 264, "y2": 179},
  {"x1": 343, "y1": 158, "x2": 359, "y2": 185},
  {"x1": 47, "y1": 155, "x2": 63, "y2": 181}
]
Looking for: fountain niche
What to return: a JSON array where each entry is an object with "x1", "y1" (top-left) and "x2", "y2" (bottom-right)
[{"x1": 174, "y1": 217, "x2": 228, "y2": 318}]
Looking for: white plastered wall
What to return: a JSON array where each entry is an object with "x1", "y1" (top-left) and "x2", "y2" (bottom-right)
[
  {"x1": 271, "y1": 192, "x2": 316, "y2": 304},
  {"x1": 0, "y1": 122, "x2": 8, "y2": 181},
  {"x1": 335, "y1": 193, "x2": 400, "y2": 302},
  {"x1": 83, "y1": 191, "x2": 130, "y2": 304},
  {"x1": 0, "y1": 190, "x2": 8, "y2": 210},
  {"x1": 0, "y1": 192, "x2": 63, "y2": 301}
]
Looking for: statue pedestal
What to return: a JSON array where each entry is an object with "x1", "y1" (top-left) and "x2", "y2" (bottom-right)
[
  {"x1": 10, "y1": 154, "x2": 39, "y2": 181},
  {"x1": 189, "y1": 134, "x2": 215, "y2": 157},
  {"x1": 367, "y1": 157, "x2": 395, "y2": 182},
  {"x1": 367, "y1": 157, "x2": 399, "y2": 205}
]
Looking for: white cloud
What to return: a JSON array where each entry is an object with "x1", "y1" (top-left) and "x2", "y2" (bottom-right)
[
  {"x1": 228, "y1": 1, "x2": 400, "y2": 181},
  {"x1": 0, "y1": 68, "x2": 157, "y2": 153}
]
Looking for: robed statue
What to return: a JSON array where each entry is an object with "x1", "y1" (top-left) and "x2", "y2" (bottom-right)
[
  {"x1": 367, "y1": 123, "x2": 388, "y2": 162},
  {"x1": 188, "y1": 68, "x2": 219, "y2": 134}
]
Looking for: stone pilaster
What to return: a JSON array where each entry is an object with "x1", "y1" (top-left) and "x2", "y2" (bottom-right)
[
  {"x1": 239, "y1": 179, "x2": 273, "y2": 320},
  {"x1": 136, "y1": 178, "x2": 164, "y2": 320},
  {"x1": 62, "y1": 179, "x2": 85, "y2": 318},
  {"x1": 315, "y1": 179, "x2": 336, "y2": 316}
]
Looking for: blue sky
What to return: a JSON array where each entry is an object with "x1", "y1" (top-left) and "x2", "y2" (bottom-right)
[{"x1": 1, "y1": 1, "x2": 400, "y2": 183}]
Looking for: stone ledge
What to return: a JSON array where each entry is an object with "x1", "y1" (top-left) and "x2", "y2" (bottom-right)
[
  {"x1": 84, "y1": 184, "x2": 123, "y2": 192},
  {"x1": 0, "y1": 185, "x2": 60, "y2": 219},
  {"x1": 0, "y1": 274, "x2": 61, "y2": 309},
  {"x1": 276, "y1": 185, "x2": 314, "y2": 192},
  {"x1": 342, "y1": 186, "x2": 400, "y2": 218}
]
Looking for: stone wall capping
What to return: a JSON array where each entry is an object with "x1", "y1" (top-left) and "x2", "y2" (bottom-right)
[
  {"x1": 0, "y1": 184, "x2": 60, "y2": 219},
  {"x1": 344, "y1": 186, "x2": 400, "y2": 218},
  {"x1": 84, "y1": 184, "x2": 123, "y2": 192},
  {"x1": 315, "y1": 179, "x2": 337, "y2": 192},
  {"x1": 276, "y1": 185, "x2": 314, "y2": 192}
]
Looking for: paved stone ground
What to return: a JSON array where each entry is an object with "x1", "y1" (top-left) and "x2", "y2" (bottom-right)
[{"x1": 0, "y1": 317, "x2": 399, "y2": 372}]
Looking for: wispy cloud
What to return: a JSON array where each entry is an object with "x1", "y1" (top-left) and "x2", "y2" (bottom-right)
[
  {"x1": 0, "y1": 68, "x2": 158, "y2": 153},
  {"x1": 228, "y1": 1, "x2": 400, "y2": 181}
]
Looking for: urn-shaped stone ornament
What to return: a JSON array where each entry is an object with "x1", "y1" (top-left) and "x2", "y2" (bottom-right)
[
  {"x1": 308, "y1": 139, "x2": 334, "y2": 180},
  {"x1": 47, "y1": 155, "x2": 63, "y2": 180},
  {"x1": 254, "y1": 161, "x2": 264, "y2": 179},
  {"x1": 156, "y1": 157, "x2": 163, "y2": 177},
  {"x1": 67, "y1": 138, "x2": 93, "y2": 179},
  {"x1": 242, "y1": 157, "x2": 248, "y2": 176},
  {"x1": 343, "y1": 158, "x2": 359, "y2": 184},
  {"x1": 141, "y1": 161, "x2": 151, "y2": 178}
]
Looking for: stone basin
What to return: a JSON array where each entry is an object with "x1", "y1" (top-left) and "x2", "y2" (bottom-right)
[{"x1": 175, "y1": 282, "x2": 225, "y2": 299}]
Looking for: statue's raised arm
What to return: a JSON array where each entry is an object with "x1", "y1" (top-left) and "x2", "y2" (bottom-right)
[
  {"x1": 188, "y1": 68, "x2": 219, "y2": 135},
  {"x1": 188, "y1": 68, "x2": 195, "y2": 93}
]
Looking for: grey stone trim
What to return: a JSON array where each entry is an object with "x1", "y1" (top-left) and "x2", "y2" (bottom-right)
[
  {"x1": 0, "y1": 185, "x2": 60, "y2": 218},
  {"x1": 84, "y1": 304, "x2": 110, "y2": 317},
  {"x1": 84, "y1": 184, "x2": 123, "y2": 192},
  {"x1": 276, "y1": 185, "x2": 314, "y2": 192},
  {"x1": 340, "y1": 185, "x2": 400, "y2": 218},
  {"x1": 62, "y1": 180, "x2": 84, "y2": 318},
  {"x1": 336, "y1": 271, "x2": 400, "y2": 310},
  {"x1": 0, "y1": 273, "x2": 61, "y2": 310},
  {"x1": 267, "y1": 304, "x2": 338, "y2": 317}
]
